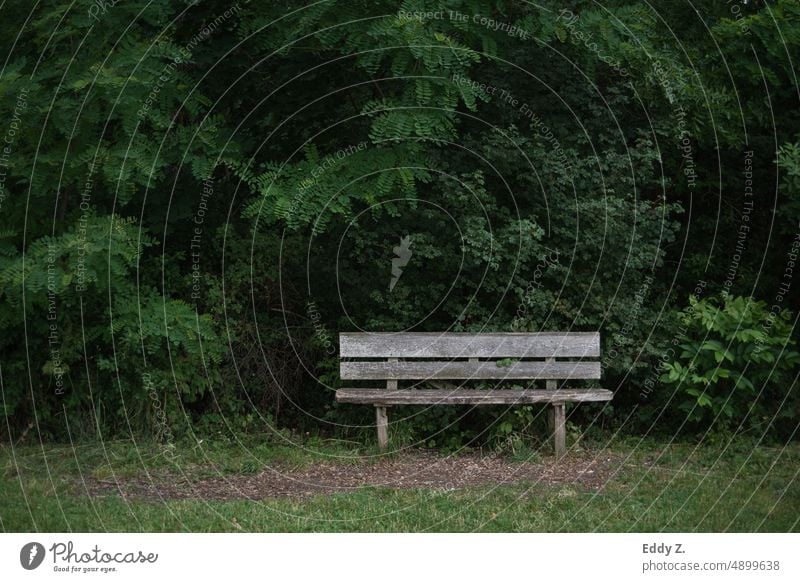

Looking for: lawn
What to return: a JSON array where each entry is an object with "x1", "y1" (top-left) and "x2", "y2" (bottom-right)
[{"x1": 1, "y1": 434, "x2": 797, "y2": 532}]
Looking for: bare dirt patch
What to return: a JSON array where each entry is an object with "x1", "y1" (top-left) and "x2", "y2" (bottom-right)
[{"x1": 83, "y1": 449, "x2": 619, "y2": 501}]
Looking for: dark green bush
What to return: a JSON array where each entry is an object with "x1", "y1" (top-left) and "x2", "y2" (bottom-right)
[{"x1": 662, "y1": 294, "x2": 799, "y2": 436}]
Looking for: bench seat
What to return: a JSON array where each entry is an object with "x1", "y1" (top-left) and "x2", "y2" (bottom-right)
[
  {"x1": 336, "y1": 388, "x2": 613, "y2": 405},
  {"x1": 337, "y1": 331, "x2": 608, "y2": 456}
]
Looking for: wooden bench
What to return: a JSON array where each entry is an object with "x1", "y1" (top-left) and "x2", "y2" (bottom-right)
[{"x1": 335, "y1": 332, "x2": 612, "y2": 456}]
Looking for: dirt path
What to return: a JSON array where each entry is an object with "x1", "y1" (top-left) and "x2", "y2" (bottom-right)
[{"x1": 83, "y1": 449, "x2": 620, "y2": 501}]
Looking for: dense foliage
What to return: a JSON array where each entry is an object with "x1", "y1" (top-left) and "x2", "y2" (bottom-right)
[
  {"x1": 661, "y1": 294, "x2": 799, "y2": 434},
  {"x1": 1, "y1": 0, "x2": 798, "y2": 446}
]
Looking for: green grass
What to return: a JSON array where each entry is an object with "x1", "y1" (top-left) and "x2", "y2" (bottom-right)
[{"x1": 1, "y1": 433, "x2": 798, "y2": 532}]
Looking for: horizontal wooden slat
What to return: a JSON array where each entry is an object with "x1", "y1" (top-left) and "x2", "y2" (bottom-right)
[
  {"x1": 339, "y1": 332, "x2": 599, "y2": 359},
  {"x1": 336, "y1": 388, "x2": 613, "y2": 405},
  {"x1": 340, "y1": 360, "x2": 601, "y2": 380}
]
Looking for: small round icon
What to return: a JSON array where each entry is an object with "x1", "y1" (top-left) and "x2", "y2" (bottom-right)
[{"x1": 20, "y1": 542, "x2": 46, "y2": 570}]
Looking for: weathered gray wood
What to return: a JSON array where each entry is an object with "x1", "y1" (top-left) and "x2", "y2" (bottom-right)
[
  {"x1": 376, "y1": 406, "x2": 389, "y2": 451},
  {"x1": 545, "y1": 357, "x2": 557, "y2": 390},
  {"x1": 336, "y1": 388, "x2": 613, "y2": 405},
  {"x1": 340, "y1": 332, "x2": 600, "y2": 358},
  {"x1": 386, "y1": 357, "x2": 398, "y2": 390},
  {"x1": 546, "y1": 357, "x2": 557, "y2": 437},
  {"x1": 552, "y1": 403, "x2": 566, "y2": 457},
  {"x1": 340, "y1": 360, "x2": 601, "y2": 380},
  {"x1": 338, "y1": 331, "x2": 607, "y2": 458}
]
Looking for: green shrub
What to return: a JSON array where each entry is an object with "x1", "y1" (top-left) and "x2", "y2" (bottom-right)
[{"x1": 661, "y1": 294, "x2": 799, "y2": 435}]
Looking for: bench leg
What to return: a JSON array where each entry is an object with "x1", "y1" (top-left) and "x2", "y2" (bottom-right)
[
  {"x1": 376, "y1": 406, "x2": 389, "y2": 451},
  {"x1": 551, "y1": 403, "x2": 566, "y2": 458}
]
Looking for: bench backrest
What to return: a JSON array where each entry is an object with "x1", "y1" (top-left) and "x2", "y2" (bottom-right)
[{"x1": 339, "y1": 332, "x2": 601, "y2": 381}]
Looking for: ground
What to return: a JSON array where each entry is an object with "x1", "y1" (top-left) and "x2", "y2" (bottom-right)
[
  {"x1": 1, "y1": 434, "x2": 797, "y2": 532},
  {"x1": 83, "y1": 449, "x2": 616, "y2": 500}
]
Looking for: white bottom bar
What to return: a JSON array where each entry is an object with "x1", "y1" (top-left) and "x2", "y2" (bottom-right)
[{"x1": 1, "y1": 533, "x2": 796, "y2": 581}]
